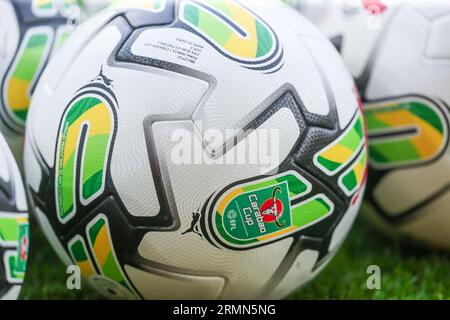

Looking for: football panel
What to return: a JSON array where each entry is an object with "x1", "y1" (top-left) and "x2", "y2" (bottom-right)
[
  {"x1": 267, "y1": 249, "x2": 318, "y2": 299},
  {"x1": 124, "y1": 265, "x2": 225, "y2": 300}
]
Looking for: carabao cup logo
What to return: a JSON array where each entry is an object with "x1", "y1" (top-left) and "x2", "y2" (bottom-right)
[
  {"x1": 208, "y1": 171, "x2": 335, "y2": 250},
  {"x1": 180, "y1": 0, "x2": 284, "y2": 72}
]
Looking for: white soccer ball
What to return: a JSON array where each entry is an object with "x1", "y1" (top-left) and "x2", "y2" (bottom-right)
[
  {"x1": 0, "y1": 131, "x2": 28, "y2": 300},
  {"x1": 24, "y1": 0, "x2": 367, "y2": 299},
  {"x1": 0, "y1": 0, "x2": 77, "y2": 160},
  {"x1": 292, "y1": 0, "x2": 450, "y2": 249}
]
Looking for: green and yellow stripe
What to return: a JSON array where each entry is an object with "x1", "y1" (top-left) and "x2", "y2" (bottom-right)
[
  {"x1": 4, "y1": 28, "x2": 52, "y2": 123},
  {"x1": 365, "y1": 98, "x2": 448, "y2": 168},
  {"x1": 68, "y1": 236, "x2": 96, "y2": 278},
  {"x1": 33, "y1": 0, "x2": 55, "y2": 10},
  {"x1": 0, "y1": 214, "x2": 28, "y2": 246},
  {"x1": 87, "y1": 215, "x2": 132, "y2": 293},
  {"x1": 32, "y1": 0, "x2": 57, "y2": 16},
  {"x1": 181, "y1": 0, "x2": 275, "y2": 60},
  {"x1": 67, "y1": 216, "x2": 137, "y2": 298},
  {"x1": 338, "y1": 149, "x2": 367, "y2": 196},
  {"x1": 55, "y1": 95, "x2": 115, "y2": 223},
  {"x1": 314, "y1": 112, "x2": 365, "y2": 175}
]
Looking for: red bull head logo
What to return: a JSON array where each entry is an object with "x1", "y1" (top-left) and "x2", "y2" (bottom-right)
[{"x1": 259, "y1": 187, "x2": 286, "y2": 228}]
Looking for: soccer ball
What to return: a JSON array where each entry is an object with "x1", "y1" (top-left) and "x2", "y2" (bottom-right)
[
  {"x1": 0, "y1": 132, "x2": 29, "y2": 300},
  {"x1": 0, "y1": 0, "x2": 78, "y2": 160},
  {"x1": 24, "y1": 0, "x2": 367, "y2": 299},
  {"x1": 290, "y1": 0, "x2": 450, "y2": 249}
]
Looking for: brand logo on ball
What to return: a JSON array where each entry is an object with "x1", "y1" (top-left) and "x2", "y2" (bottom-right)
[
  {"x1": 221, "y1": 181, "x2": 291, "y2": 241},
  {"x1": 260, "y1": 187, "x2": 286, "y2": 228},
  {"x1": 209, "y1": 171, "x2": 334, "y2": 250},
  {"x1": 180, "y1": 0, "x2": 284, "y2": 72}
]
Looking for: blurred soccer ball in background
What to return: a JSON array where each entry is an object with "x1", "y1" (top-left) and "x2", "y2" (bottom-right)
[
  {"x1": 24, "y1": 0, "x2": 367, "y2": 299},
  {"x1": 0, "y1": 0, "x2": 78, "y2": 160},
  {"x1": 0, "y1": 132, "x2": 29, "y2": 300},
  {"x1": 288, "y1": 0, "x2": 450, "y2": 249}
]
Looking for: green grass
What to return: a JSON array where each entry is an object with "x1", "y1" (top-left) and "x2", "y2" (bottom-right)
[
  {"x1": 19, "y1": 226, "x2": 100, "y2": 300},
  {"x1": 294, "y1": 219, "x2": 450, "y2": 300},
  {"x1": 19, "y1": 218, "x2": 450, "y2": 300}
]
